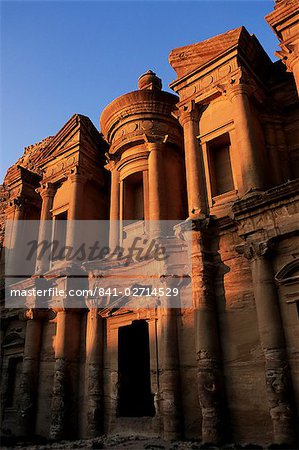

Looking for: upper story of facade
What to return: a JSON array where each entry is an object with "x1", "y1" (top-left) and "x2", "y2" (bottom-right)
[{"x1": 0, "y1": 0, "x2": 298, "y2": 256}]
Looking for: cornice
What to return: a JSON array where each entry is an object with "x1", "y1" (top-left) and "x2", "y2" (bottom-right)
[
  {"x1": 265, "y1": 1, "x2": 298, "y2": 35},
  {"x1": 100, "y1": 90, "x2": 178, "y2": 141},
  {"x1": 232, "y1": 179, "x2": 299, "y2": 218}
]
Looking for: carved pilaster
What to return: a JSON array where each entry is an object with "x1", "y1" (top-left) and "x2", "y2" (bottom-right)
[
  {"x1": 178, "y1": 217, "x2": 225, "y2": 443},
  {"x1": 277, "y1": 43, "x2": 299, "y2": 95},
  {"x1": 85, "y1": 302, "x2": 103, "y2": 438},
  {"x1": 6, "y1": 196, "x2": 26, "y2": 220},
  {"x1": 237, "y1": 240, "x2": 297, "y2": 445},
  {"x1": 158, "y1": 275, "x2": 182, "y2": 440},
  {"x1": 50, "y1": 357, "x2": 67, "y2": 440},
  {"x1": 50, "y1": 309, "x2": 81, "y2": 440},
  {"x1": 193, "y1": 236, "x2": 224, "y2": 444},
  {"x1": 18, "y1": 309, "x2": 56, "y2": 436}
]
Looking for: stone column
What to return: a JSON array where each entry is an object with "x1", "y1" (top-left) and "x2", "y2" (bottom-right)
[
  {"x1": 263, "y1": 119, "x2": 283, "y2": 186},
  {"x1": 158, "y1": 277, "x2": 182, "y2": 440},
  {"x1": 109, "y1": 166, "x2": 120, "y2": 250},
  {"x1": 148, "y1": 141, "x2": 166, "y2": 236},
  {"x1": 278, "y1": 46, "x2": 299, "y2": 96},
  {"x1": 179, "y1": 102, "x2": 207, "y2": 217},
  {"x1": 291, "y1": 57, "x2": 299, "y2": 95},
  {"x1": 5, "y1": 197, "x2": 26, "y2": 276},
  {"x1": 85, "y1": 307, "x2": 103, "y2": 438},
  {"x1": 50, "y1": 309, "x2": 68, "y2": 440},
  {"x1": 191, "y1": 220, "x2": 224, "y2": 444},
  {"x1": 65, "y1": 169, "x2": 86, "y2": 249},
  {"x1": 274, "y1": 117, "x2": 291, "y2": 181},
  {"x1": 18, "y1": 309, "x2": 55, "y2": 436},
  {"x1": 227, "y1": 82, "x2": 264, "y2": 193},
  {"x1": 240, "y1": 241, "x2": 296, "y2": 445},
  {"x1": 35, "y1": 183, "x2": 56, "y2": 275},
  {"x1": 50, "y1": 308, "x2": 81, "y2": 440}
]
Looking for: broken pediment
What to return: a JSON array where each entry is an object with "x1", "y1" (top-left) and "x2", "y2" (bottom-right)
[{"x1": 169, "y1": 26, "x2": 272, "y2": 81}]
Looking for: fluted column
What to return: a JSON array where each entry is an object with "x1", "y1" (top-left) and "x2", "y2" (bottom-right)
[
  {"x1": 18, "y1": 309, "x2": 55, "y2": 436},
  {"x1": 35, "y1": 183, "x2": 56, "y2": 274},
  {"x1": 108, "y1": 165, "x2": 120, "y2": 250},
  {"x1": 85, "y1": 307, "x2": 104, "y2": 438},
  {"x1": 158, "y1": 277, "x2": 182, "y2": 440},
  {"x1": 179, "y1": 102, "x2": 207, "y2": 217},
  {"x1": 239, "y1": 241, "x2": 296, "y2": 445},
  {"x1": 227, "y1": 82, "x2": 263, "y2": 193},
  {"x1": 148, "y1": 141, "x2": 166, "y2": 236}
]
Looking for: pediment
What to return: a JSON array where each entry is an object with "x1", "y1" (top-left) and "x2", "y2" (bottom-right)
[
  {"x1": 169, "y1": 27, "x2": 244, "y2": 78},
  {"x1": 40, "y1": 114, "x2": 81, "y2": 162}
]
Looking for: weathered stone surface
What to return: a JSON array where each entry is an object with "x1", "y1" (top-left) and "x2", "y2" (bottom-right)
[{"x1": 0, "y1": 1, "x2": 299, "y2": 447}]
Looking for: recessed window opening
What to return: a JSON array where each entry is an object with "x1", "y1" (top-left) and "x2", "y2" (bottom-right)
[
  {"x1": 123, "y1": 172, "x2": 144, "y2": 223},
  {"x1": 208, "y1": 133, "x2": 234, "y2": 197},
  {"x1": 117, "y1": 320, "x2": 155, "y2": 417},
  {"x1": 53, "y1": 211, "x2": 68, "y2": 248},
  {"x1": 6, "y1": 357, "x2": 22, "y2": 408}
]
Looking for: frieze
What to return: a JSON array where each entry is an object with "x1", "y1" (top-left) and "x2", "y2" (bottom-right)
[
  {"x1": 109, "y1": 118, "x2": 182, "y2": 149},
  {"x1": 235, "y1": 240, "x2": 275, "y2": 261},
  {"x1": 178, "y1": 60, "x2": 238, "y2": 102},
  {"x1": 178, "y1": 64, "x2": 264, "y2": 107},
  {"x1": 43, "y1": 153, "x2": 80, "y2": 181}
]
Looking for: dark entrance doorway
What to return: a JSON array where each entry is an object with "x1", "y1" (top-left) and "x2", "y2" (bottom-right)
[{"x1": 117, "y1": 320, "x2": 155, "y2": 417}]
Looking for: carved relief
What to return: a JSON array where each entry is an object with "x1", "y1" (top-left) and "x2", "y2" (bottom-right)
[
  {"x1": 197, "y1": 351, "x2": 223, "y2": 443},
  {"x1": 86, "y1": 363, "x2": 102, "y2": 437},
  {"x1": 18, "y1": 365, "x2": 34, "y2": 434},
  {"x1": 50, "y1": 358, "x2": 66, "y2": 440},
  {"x1": 264, "y1": 348, "x2": 295, "y2": 444}
]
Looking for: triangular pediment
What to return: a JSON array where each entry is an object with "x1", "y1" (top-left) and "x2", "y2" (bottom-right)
[
  {"x1": 39, "y1": 114, "x2": 106, "y2": 166},
  {"x1": 37, "y1": 114, "x2": 82, "y2": 163}
]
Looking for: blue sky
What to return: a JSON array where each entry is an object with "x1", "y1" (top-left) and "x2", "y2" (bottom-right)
[{"x1": 1, "y1": 1, "x2": 278, "y2": 182}]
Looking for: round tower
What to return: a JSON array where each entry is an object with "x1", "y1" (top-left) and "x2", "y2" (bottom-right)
[{"x1": 100, "y1": 70, "x2": 186, "y2": 247}]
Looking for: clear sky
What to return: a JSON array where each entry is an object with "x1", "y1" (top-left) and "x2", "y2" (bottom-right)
[{"x1": 1, "y1": 1, "x2": 279, "y2": 182}]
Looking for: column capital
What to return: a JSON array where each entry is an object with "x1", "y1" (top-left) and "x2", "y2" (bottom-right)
[
  {"x1": 36, "y1": 182, "x2": 56, "y2": 199},
  {"x1": 236, "y1": 240, "x2": 275, "y2": 261},
  {"x1": 178, "y1": 100, "x2": 201, "y2": 126},
  {"x1": 67, "y1": 166, "x2": 88, "y2": 184},
  {"x1": 104, "y1": 152, "x2": 120, "y2": 171},
  {"x1": 6, "y1": 195, "x2": 27, "y2": 219},
  {"x1": 23, "y1": 308, "x2": 57, "y2": 321},
  {"x1": 9, "y1": 195, "x2": 26, "y2": 210},
  {"x1": 160, "y1": 273, "x2": 191, "y2": 290},
  {"x1": 104, "y1": 160, "x2": 118, "y2": 171},
  {"x1": 145, "y1": 140, "x2": 166, "y2": 152},
  {"x1": 276, "y1": 42, "x2": 299, "y2": 73},
  {"x1": 221, "y1": 67, "x2": 257, "y2": 102}
]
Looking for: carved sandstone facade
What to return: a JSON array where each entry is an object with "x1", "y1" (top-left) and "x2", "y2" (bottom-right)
[{"x1": 0, "y1": 1, "x2": 298, "y2": 446}]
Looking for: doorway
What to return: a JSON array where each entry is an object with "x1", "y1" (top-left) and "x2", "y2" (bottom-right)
[{"x1": 117, "y1": 320, "x2": 155, "y2": 417}]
